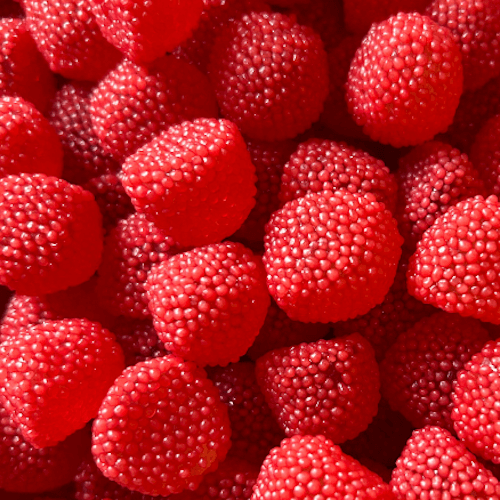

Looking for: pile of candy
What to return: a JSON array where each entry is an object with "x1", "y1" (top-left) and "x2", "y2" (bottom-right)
[{"x1": 2, "y1": 0, "x2": 500, "y2": 499}]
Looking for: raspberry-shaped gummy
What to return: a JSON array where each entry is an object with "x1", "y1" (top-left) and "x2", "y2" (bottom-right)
[
  {"x1": 172, "y1": 457, "x2": 259, "y2": 500},
  {"x1": 89, "y1": 56, "x2": 218, "y2": 162},
  {"x1": 0, "y1": 18, "x2": 55, "y2": 114},
  {"x1": 256, "y1": 335, "x2": 380, "y2": 443},
  {"x1": 334, "y1": 254, "x2": 435, "y2": 361},
  {"x1": 23, "y1": 0, "x2": 121, "y2": 81},
  {"x1": 247, "y1": 299, "x2": 330, "y2": 361},
  {"x1": 97, "y1": 213, "x2": 178, "y2": 319},
  {"x1": 49, "y1": 81, "x2": 120, "y2": 185},
  {"x1": 252, "y1": 434, "x2": 395, "y2": 500},
  {"x1": 452, "y1": 339, "x2": 500, "y2": 463},
  {"x1": 346, "y1": 12, "x2": 463, "y2": 147},
  {"x1": 396, "y1": 140, "x2": 485, "y2": 250},
  {"x1": 426, "y1": 0, "x2": 500, "y2": 90},
  {"x1": 122, "y1": 118, "x2": 256, "y2": 248},
  {"x1": 0, "y1": 318, "x2": 124, "y2": 448},
  {"x1": 320, "y1": 36, "x2": 365, "y2": 139},
  {"x1": 176, "y1": 0, "x2": 270, "y2": 73},
  {"x1": 264, "y1": 189, "x2": 403, "y2": 323},
  {"x1": 75, "y1": 455, "x2": 161, "y2": 500},
  {"x1": 232, "y1": 138, "x2": 295, "y2": 246},
  {"x1": 0, "y1": 405, "x2": 88, "y2": 493},
  {"x1": 112, "y1": 318, "x2": 167, "y2": 367},
  {"x1": 90, "y1": 0, "x2": 203, "y2": 63},
  {"x1": 470, "y1": 115, "x2": 500, "y2": 196},
  {"x1": 343, "y1": 0, "x2": 432, "y2": 36},
  {"x1": 147, "y1": 242, "x2": 269, "y2": 367},
  {"x1": 92, "y1": 355, "x2": 231, "y2": 496},
  {"x1": 208, "y1": 362, "x2": 284, "y2": 465},
  {"x1": 0, "y1": 95, "x2": 62, "y2": 179},
  {"x1": 0, "y1": 173, "x2": 103, "y2": 295},
  {"x1": 408, "y1": 194, "x2": 500, "y2": 324},
  {"x1": 0, "y1": 278, "x2": 113, "y2": 343},
  {"x1": 381, "y1": 312, "x2": 489, "y2": 431},
  {"x1": 84, "y1": 173, "x2": 134, "y2": 233},
  {"x1": 209, "y1": 11, "x2": 329, "y2": 141},
  {"x1": 279, "y1": 139, "x2": 398, "y2": 212},
  {"x1": 445, "y1": 75, "x2": 500, "y2": 153},
  {"x1": 391, "y1": 426, "x2": 500, "y2": 499}
]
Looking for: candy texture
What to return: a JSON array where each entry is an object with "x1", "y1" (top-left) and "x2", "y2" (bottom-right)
[
  {"x1": 470, "y1": 115, "x2": 500, "y2": 196},
  {"x1": 247, "y1": 299, "x2": 330, "y2": 361},
  {"x1": 380, "y1": 312, "x2": 489, "y2": 431},
  {"x1": 0, "y1": 18, "x2": 56, "y2": 114},
  {"x1": 279, "y1": 139, "x2": 398, "y2": 212},
  {"x1": 0, "y1": 318, "x2": 124, "y2": 448},
  {"x1": 346, "y1": 12, "x2": 463, "y2": 147},
  {"x1": 396, "y1": 140, "x2": 485, "y2": 250},
  {"x1": 97, "y1": 213, "x2": 178, "y2": 319},
  {"x1": 264, "y1": 190, "x2": 403, "y2": 323},
  {"x1": 0, "y1": 405, "x2": 87, "y2": 493},
  {"x1": 408, "y1": 195, "x2": 500, "y2": 324},
  {"x1": 452, "y1": 339, "x2": 500, "y2": 463},
  {"x1": 0, "y1": 174, "x2": 103, "y2": 295},
  {"x1": 426, "y1": 0, "x2": 500, "y2": 90},
  {"x1": 92, "y1": 356, "x2": 232, "y2": 496},
  {"x1": 147, "y1": 242, "x2": 269, "y2": 367},
  {"x1": 256, "y1": 335, "x2": 380, "y2": 443},
  {"x1": 121, "y1": 118, "x2": 256, "y2": 248},
  {"x1": 0, "y1": 95, "x2": 63, "y2": 179},
  {"x1": 90, "y1": 0, "x2": 204, "y2": 63},
  {"x1": 23, "y1": 0, "x2": 121, "y2": 81},
  {"x1": 208, "y1": 362, "x2": 284, "y2": 465},
  {"x1": 49, "y1": 81, "x2": 120, "y2": 185},
  {"x1": 391, "y1": 426, "x2": 500, "y2": 499},
  {"x1": 90, "y1": 56, "x2": 218, "y2": 161},
  {"x1": 251, "y1": 434, "x2": 395, "y2": 500},
  {"x1": 209, "y1": 11, "x2": 329, "y2": 141}
]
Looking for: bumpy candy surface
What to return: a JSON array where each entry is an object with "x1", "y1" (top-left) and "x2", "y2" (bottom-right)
[
  {"x1": 97, "y1": 212, "x2": 178, "y2": 319},
  {"x1": 251, "y1": 434, "x2": 395, "y2": 500},
  {"x1": 209, "y1": 11, "x2": 329, "y2": 141},
  {"x1": 23, "y1": 0, "x2": 121, "y2": 81},
  {"x1": 91, "y1": 355, "x2": 232, "y2": 496},
  {"x1": 0, "y1": 318, "x2": 124, "y2": 448},
  {"x1": 147, "y1": 241, "x2": 269, "y2": 367},
  {"x1": 264, "y1": 189, "x2": 403, "y2": 323},
  {"x1": 90, "y1": 0, "x2": 204, "y2": 63},
  {"x1": 452, "y1": 338, "x2": 500, "y2": 464},
  {"x1": 408, "y1": 194, "x2": 500, "y2": 324},
  {"x1": 391, "y1": 426, "x2": 500, "y2": 499},
  {"x1": 122, "y1": 118, "x2": 256, "y2": 248},
  {"x1": 380, "y1": 312, "x2": 489, "y2": 431},
  {"x1": 256, "y1": 335, "x2": 380, "y2": 444},
  {"x1": 0, "y1": 95, "x2": 63, "y2": 179},
  {"x1": 0, "y1": 173, "x2": 103, "y2": 295},
  {"x1": 89, "y1": 55, "x2": 217, "y2": 161},
  {"x1": 346, "y1": 12, "x2": 463, "y2": 147}
]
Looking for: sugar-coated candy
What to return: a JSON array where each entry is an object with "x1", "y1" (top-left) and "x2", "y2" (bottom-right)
[
  {"x1": 23, "y1": 0, "x2": 121, "y2": 81},
  {"x1": 256, "y1": 335, "x2": 380, "y2": 444},
  {"x1": 0, "y1": 95, "x2": 63, "y2": 179},
  {"x1": 209, "y1": 11, "x2": 329, "y2": 141},
  {"x1": 121, "y1": 118, "x2": 256, "y2": 248},
  {"x1": 147, "y1": 241, "x2": 269, "y2": 367},
  {"x1": 264, "y1": 189, "x2": 403, "y2": 323},
  {"x1": 92, "y1": 355, "x2": 232, "y2": 496},
  {"x1": 251, "y1": 434, "x2": 395, "y2": 500},
  {"x1": 346, "y1": 12, "x2": 463, "y2": 147},
  {"x1": 0, "y1": 174, "x2": 103, "y2": 295},
  {"x1": 0, "y1": 318, "x2": 124, "y2": 448}
]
